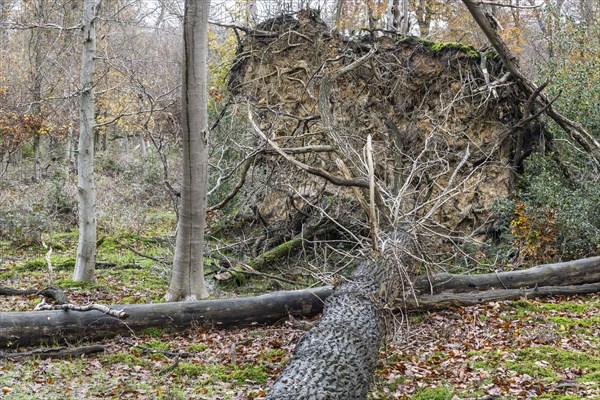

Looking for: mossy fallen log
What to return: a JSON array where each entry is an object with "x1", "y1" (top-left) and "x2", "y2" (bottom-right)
[{"x1": 247, "y1": 223, "x2": 329, "y2": 270}]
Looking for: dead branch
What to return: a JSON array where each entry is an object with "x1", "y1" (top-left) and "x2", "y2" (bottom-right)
[
  {"x1": 213, "y1": 254, "x2": 300, "y2": 285},
  {"x1": 34, "y1": 302, "x2": 128, "y2": 318},
  {"x1": 208, "y1": 155, "x2": 254, "y2": 212},
  {"x1": 248, "y1": 109, "x2": 369, "y2": 188},
  {"x1": 114, "y1": 239, "x2": 169, "y2": 265},
  {"x1": 0, "y1": 287, "x2": 38, "y2": 296},
  {"x1": 461, "y1": 0, "x2": 600, "y2": 164},
  {"x1": 0, "y1": 286, "x2": 68, "y2": 304},
  {"x1": 125, "y1": 341, "x2": 194, "y2": 358},
  {"x1": 0, "y1": 345, "x2": 105, "y2": 360},
  {"x1": 365, "y1": 134, "x2": 379, "y2": 251},
  {"x1": 263, "y1": 145, "x2": 335, "y2": 155}
]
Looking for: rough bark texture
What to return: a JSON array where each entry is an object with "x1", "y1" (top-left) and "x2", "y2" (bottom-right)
[
  {"x1": 166, "y1": 0, "x2": 211, "y2": 301},
  {"x1": 266, "y1": 268, "x2": 383, "y2": 399},
  {"x1": 73, "y1": 0, "x2": 100, "y2": 282},
  {"x1": 266, "y1": 232, "x2": 413, "y2": 399}
]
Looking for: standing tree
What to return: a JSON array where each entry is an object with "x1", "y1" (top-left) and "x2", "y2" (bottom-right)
[
  {"x1": 30, "y1": 0, "x2": 46, "y2": 183},
  {"x1": 73, "y1": 0, "x2": 100, "y2": 282},
  {"x1": 166, "y1": 0, "x2": 211, "y2": 301}
]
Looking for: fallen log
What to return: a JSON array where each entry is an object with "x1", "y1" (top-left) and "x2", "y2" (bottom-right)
[
  {"x1": 405, "y1": 282, "x2": 600, "y2": 311},
  {"x1": 0, "y1": 287, "x2": 331, "y2": 348},
  {"x1": 0, "y1": 286, "x2": 68, "y2": 304},
  {"x1": 1, "y1": 257, "x2": 599, "y2": 348},
  {"x1": 413, "y1": 256, "x2": 600, "y2": 294}
]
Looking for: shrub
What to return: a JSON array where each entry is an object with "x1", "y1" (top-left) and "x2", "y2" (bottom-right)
[{"x1": 0, "y1": 207, "x2": 55, "y2": 246}]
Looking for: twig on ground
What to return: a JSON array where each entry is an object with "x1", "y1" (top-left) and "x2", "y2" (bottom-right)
[
  {"x1": 0, "y1": 345, "x2": 106, "y2": 360},
  {"x1": 114, "y1": 239, "x2": 169, "y2": 265}
]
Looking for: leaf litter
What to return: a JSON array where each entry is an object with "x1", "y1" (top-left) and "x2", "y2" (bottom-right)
[{"x1": 1, "y1": 262, "x2": 599, "y2": 399}]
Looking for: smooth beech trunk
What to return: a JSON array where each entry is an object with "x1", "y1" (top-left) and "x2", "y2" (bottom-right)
[
  {"x1": 166, "y1": 0, "x2": 211, "y2": 301},
  {"x1": 73, "y1": 0, "x2": 100, "y2": 282}
]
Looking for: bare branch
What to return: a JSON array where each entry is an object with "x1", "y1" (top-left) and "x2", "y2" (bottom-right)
[
  {"x1": 477, "y1": 0, "x2": 542, "y2": 8},
  {"x1": 34, "y1": 302, "x2": 128, "y2": 318},
  {"x1": 0, "y1": 22, "x2": 82, "y2": 31},
  {"x1": 208, "y1": 155, "x2": 255, "y2": 212},
  {"x1": 461, "y1": 0, "x2": 600, "y2": 164},
  {"x1": 248, "y1": 109, "x2": 369, "y2": 188}
]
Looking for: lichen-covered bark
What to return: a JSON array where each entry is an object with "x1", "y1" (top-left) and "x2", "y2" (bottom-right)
[
  {"x1": 266, "y1": 232, "x2": 412, "y2": 399},
  {"x1": 266, "y1": 275, "x2": 382, "y2": 399}
]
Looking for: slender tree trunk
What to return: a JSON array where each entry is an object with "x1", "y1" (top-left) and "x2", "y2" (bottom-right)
[
  {"x1": 387, "y1": 0, "x2": 400, "y2": 30},
  {"x1": 33, "y1": 134, "x2": 41, "y2": 182},
  {"x1": 65, "y1": 125, "x2": 74, "y2": 177},
  {"x1": 139, "y1": 134, "x2": 147, "y2": 157},
  {"x1": 1, "y1": 151, "x2": 9, "y2": 178},
  {"x1": 401, "y1": 0, "x2": 409, "y2": 34},
  {"x1": 31, "y1": 0, "x2": 45, "y2": 183},
  {"x1": 73, "y1": 0, "x2": 100, "y2": 282},
  {"x1": 414, "y1": 1, "x2": 432, "y2": 37},
  {"x1": 166, "y1": 0, "x2": 211, "y2": 301}
]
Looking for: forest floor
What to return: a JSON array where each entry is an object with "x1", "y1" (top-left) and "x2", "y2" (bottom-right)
[{"x1": 1, "y1": 233, "x2": 599, "y2": 399}]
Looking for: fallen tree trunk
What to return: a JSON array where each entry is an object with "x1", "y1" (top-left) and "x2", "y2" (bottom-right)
[
  {"x1": 0, "y1": 287, "x2": 331, "y2": 348},
  {"x1": 413, "y1": 256, "x2": 600, "y2": 294},
  {"x1": 1, "y1": 257, "x2": 599, "y2": 348},
  {"x1": 266, "y1": 263, "x2": 387, "y2": 399},
  {"x1": 266, "y1": 232, "x2": 412, "y2": 399},
  {"x1": 406, "y1": 282, "x2": 600, "y2": 311}
]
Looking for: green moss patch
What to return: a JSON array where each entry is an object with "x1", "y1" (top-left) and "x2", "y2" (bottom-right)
[{"x1": 176, "y1": 362, "x2": 270, "y2": 384}]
